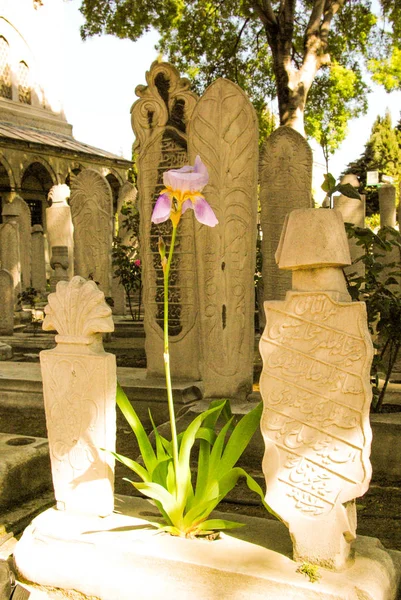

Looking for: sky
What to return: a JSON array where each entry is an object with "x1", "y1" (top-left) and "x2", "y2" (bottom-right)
[{"x1": 61, "y1": 0, "x2": 401, "y2": 179}]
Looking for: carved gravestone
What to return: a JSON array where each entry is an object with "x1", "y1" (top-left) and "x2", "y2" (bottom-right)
[
  {"x1": 49, "y1": 246, "x2": 69, "y2": 292},
  {"x1": 40, "y1": 276, "x2": 116, "y2": 517},
  {"x1": 131, "y1": 61, "x2": 199, "y2": 379},
  {"x1": 0, "y1": 269, "x2": 14, "y2": 335},
  {"x1": 0, "y1": 203, "x2": 21, "y2": 300},
  {"x1": 47, "y1": 184, "x2": 74, "y2": 279},
  {"x1": 11, "y1": 196, "x2": 32, "y2": 290},
  {"x1": 31, "y1": 225, "x2": 47, "y2": 292},
  {"x1": 259, "y1": 208, "x2": 373, "y2": 570},
  {"x1": 70, "y1": 170, "x2": 113, "y2": 297},
  {"x1": 333, "y1": 174, "x2": 365, "y2": 280},
  {"x1": 379, "y1": 184, "x2": 396, "y2": 228},
  {"x1": 189, "y1": 78, "x2": 258, "y2": 398},
  {"x1": 260, "y1": 126, "x2": 313, "y2": 301}
]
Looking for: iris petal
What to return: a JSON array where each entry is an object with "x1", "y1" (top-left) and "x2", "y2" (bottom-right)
[
  {"x1": 151, "y1": 193, "x2": 172, "y2": 224},
  {"x1": 193, "y1": 195, "x2": 218, "y2": 227},
  {"x1": 182, "y1": 199, "x2": 193, "y2": 214}
]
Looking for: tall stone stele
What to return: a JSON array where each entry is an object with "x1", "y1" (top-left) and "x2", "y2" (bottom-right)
[
  {"x1": 260, "y1": 126, "x2": 313, "y2": 302},
  {"x1": 0, "y1": 268, "x2": 14, "y2": 335},
  {"x1": 70, "y1": 170, "x2": 113, "y2": 297},
  {"x1": 259, "y1": 208, "x2": 373, "y2": 570},
  {"x1": 0, "y1": 201, "x2": 21, "y2": 301},
  {"x1": 131, "y1": 61, "x2": 199, "y2": 380},
  {"x1": 47, "y1": 184, "x2": 74, "y2": 279},
  {"x1": 40, "y1": 276, "x2": 116, "y2": 517},
  {"x1": 189, "y1": 78, "x2": 258, "y2": 398}
]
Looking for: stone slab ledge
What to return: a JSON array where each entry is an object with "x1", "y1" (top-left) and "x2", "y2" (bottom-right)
[{"x1": 14, "y1": 495, "x2": 401, "y2": 600}]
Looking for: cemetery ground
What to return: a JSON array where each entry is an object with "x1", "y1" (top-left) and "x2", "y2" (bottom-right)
[{"x1": 1, "y1": 323, "x2": 401, "y2": 556}]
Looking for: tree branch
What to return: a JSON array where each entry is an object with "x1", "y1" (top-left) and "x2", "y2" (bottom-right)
[{"x1": 250, "y1": 0, "x2": 277, "y2": 28}]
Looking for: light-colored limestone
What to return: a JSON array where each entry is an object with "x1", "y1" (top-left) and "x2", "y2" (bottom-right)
[
  {"x1": 70, "y1": 170, "x2": 113, "y2": 296},
  {"x1": 260, "y1": 208, "x2": 373, "y2": 570},
  {"x1": 11, "y1": 195, "x2": 32, "y2": 290},
  {"x1": 131, "y1": 60, "x2": 200, "y2": 379},
  {"x1": 260, "y1": 126, "x2": 313, "y2": 301},
  {"x1": 0, "y1": 204, "x2": 21, "y2": 300},
  {"x1": 189, "y1": 78, "x2": 258, "y2": 399},
  {"x1": 46, "y1": 184, "x2": 74, "y2": 279},
  {"x1": 14, "y1": 496, "x2": 401, "y2": 600},
  {"x1": 379, "y1": 184, "x2": 397, "y2": 228},
  {"x1": 40, "y1": 276, "x2": 116, "y2": 517},
  {"x1": 31, "y1": 224, "x2": 47, "y2": 292},
  {"x1": 0, "y1": 269, "x2": 14, "y2": 335},
  {"x1": 49, "y1": 246, "x2": 68, "y2": 292},
  {"x1": 333, "y1": 175, "x2": 365, "y2": 280}
]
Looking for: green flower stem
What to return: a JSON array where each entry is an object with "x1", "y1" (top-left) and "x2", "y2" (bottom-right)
[{"x1": 164, "y1": 222, "x2": 179, "y2": 474}]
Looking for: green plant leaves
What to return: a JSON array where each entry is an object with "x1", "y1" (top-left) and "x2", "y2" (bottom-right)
[{"x1": 115, "y1": 388, "x2": 275, "y2": 537}]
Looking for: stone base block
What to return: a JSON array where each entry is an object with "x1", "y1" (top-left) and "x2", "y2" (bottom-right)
[
  {"x1": 14, "y1": 496, "x2": 401, "y2": 600},
  {"x1": 0, "y1": 434, "x2": 51, "y2": 511}
]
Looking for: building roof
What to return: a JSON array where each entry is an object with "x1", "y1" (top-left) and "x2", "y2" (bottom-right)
[{"x1": 0, "y1": 120, "x2": 133, "y2": 166}]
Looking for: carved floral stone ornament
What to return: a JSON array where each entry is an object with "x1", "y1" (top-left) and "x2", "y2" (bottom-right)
[{"x1": 259, "y1": 208, "x2": 374, "y2": 571}]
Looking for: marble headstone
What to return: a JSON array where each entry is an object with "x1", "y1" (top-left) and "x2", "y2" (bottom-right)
[
  {"x1": 131, "y1": 60, "x2": 199, "y2": 379},
  {"x1": 189, "y1": 78, "x2": 258, "y2": 398}
]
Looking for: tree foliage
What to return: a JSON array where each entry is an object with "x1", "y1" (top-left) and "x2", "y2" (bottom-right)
[
  {"x1": 343, "y1": 110, "x2": 401, "y2": 214},
  {"x1": 78, "y1": 0, "x2": 397, "y2": 150}
]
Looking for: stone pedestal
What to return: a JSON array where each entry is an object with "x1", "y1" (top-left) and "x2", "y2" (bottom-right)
[
  {"x1": 259, "y1": 209, "x2": 373, "y2": 570},
  {"x1": 40, "y1": 276, "x2": 116, "y2": 517}
]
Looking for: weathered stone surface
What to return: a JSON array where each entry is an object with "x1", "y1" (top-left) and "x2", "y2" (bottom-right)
[
  {"x1": 49, "y1": 246, "x2": 68, "y2": 292},
  {"x1": 260, "y1": 208, "x2": 373, "y2": 571},
  {"x1": 260, "y1": 126, "x2": 313, "y2": 301},
  {"x1": 40, "y1": 276, "x2": 116, "y2": 517},
  {"x1": 131, "y1": 61, "x2": 199, "y2": 379},
  {"x1": 11, "y1": 196, "x2": 32, "y2": 290},
  {"x1": 0, "y1": 433, "x2": 51, "y2": 511},
  {"x1": 189, "y1": 78, "x2": 258, "y2": 398},
  {"x1": 0, "y1": 342, "x2": 12, "y2": 360},
  {"x1": 31, "y1": 225, "x2": 47, "y2": 292},
  {"x1": 0, "y1": 269, "x2": 14, "y2": 335},
  {"x1": 379, "y1": 185, "x2": 397, "y2": 228},
  {"x1": 46, "y1": 184, "x2": 74, "y2": 279},
  {"x1": 333, "y1": 176, "x2": 365, "y2": 280},
  {"x1": 14, "y1": 496, "x2": 401, "y2": 600},
  {"x1": 70, "y1": 170, "x2": 113, "y2": 296},
  {"x1": 0, "y1": 220, "x2": 21, "y2": 300}
]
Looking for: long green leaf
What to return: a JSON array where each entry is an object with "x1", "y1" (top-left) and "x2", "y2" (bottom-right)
[
  {"x1": 216, "y1": 403, "x2": 262, "y2": 477},
  {"x1": 196, "y1": 519, "x2": 246, "y2": 532},
  {"x1": 176, "y1": 405, "x2": 222, "y2": 510},
  {"x1": 148, "y1": 410, "x2": 169, "y2": 462},
  {"x1": 116, "y1": 382, "x2": 157, "y2": 473},
  {"x1": 109, "y1": 451, "x2": 150, "y2": 482},
  {"x1": 207, "y1": 417, "x2": 234, "y2": 479}
]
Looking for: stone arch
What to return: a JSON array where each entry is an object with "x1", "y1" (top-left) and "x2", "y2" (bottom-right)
[
  {"x1": 105, "y1": 172, "x2": 121, "y2": 215},
  {"x1": 20, "y1": 161, "x2": 55, "y2": 226}
]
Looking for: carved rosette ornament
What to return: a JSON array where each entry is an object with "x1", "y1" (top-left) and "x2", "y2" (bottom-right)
[
  {"x1": 131, "y1": 61, "x2": 200, "y2": 379},
  {"x1": 40, "y1": 276, "x2": 116, "y2": 517},
  {"x1": 259, "y1": 209, "x2": 373, "y2": 570},
  {"x1": 189, "y1": 78, "x2": 258, "y2": 398}
]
